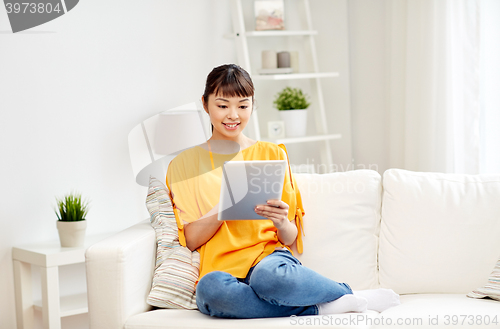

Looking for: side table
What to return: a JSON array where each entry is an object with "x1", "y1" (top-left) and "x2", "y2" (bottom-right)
[{"x1": 12, "y1": 234, "x2": 110, "y2": 329}]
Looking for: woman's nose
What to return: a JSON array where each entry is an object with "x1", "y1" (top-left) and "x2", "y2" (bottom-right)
[{"x1": 227, "y1": 107, "x2": 239, "y2": 120}]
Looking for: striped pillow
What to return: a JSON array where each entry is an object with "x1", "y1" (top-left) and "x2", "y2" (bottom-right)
[
  {"x1": 467, "y1": 257, "x2": 500, "y2": 301},
  {"x1": 145, "y1": 176, "x2": 200, "y2": 309}
]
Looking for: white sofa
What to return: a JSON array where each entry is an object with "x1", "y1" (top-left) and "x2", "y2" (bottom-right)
[{"x1": 86, "y1": 169, "x2": 500, "y2": 329}]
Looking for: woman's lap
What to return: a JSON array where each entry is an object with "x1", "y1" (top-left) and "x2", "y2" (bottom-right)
[{"x1": 195, "y1": 250, "x2": 352, "y2": 318}]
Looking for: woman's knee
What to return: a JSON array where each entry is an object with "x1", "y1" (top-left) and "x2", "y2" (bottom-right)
[
  {"x1": 249, "y1": 257, "x2": 298, "y2": 294},
  {"x1": 196, "y1": 271, "x2": 239, "y2": 316},
  {"x1": 197, "y1": 271, "x2": 233, "y2": 301}
]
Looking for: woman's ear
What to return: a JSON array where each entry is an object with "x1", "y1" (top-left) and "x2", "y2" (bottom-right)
[{"x1": 201, "y1": 96, "x2": 209, "y2": 114}]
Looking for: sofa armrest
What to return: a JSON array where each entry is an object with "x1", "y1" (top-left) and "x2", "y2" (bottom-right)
[{"x1": 85, "y1": 220, "x2": 155, "y2": 329}]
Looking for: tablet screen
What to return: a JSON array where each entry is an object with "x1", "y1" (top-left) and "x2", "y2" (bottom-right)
[{"x1": 218, "y1": 160, "x2": 286, "y2": 221}]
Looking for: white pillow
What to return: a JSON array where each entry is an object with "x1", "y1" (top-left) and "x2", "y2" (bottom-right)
[
  {"x1": 379, "y1": 169, "x2": 500, "y2": 294},
  {"x1": 293, "y1": 170, "x2": 381, "y2": 290}
]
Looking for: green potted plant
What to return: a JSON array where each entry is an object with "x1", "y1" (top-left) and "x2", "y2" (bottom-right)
[
  {"x1": 55, "y1": 192, "x2": 89, "y2": 247},
  {"x1": 273, "y1": 87, "x2": 311, "y2": 137}
]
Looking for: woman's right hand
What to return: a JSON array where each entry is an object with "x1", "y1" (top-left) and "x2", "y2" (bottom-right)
[{"x1": 184, "y1": 203, "x2": 223, "y2": 251}]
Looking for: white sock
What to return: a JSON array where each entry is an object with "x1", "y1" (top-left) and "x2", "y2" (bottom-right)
[
  {"x1": 353, "y1": 288, "x2": 401, "y2": 312},
  {"x1": 317, "y1": 294, "x2": 368, "y2": 315}
]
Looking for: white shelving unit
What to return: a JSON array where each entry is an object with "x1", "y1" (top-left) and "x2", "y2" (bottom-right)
[
  {"x1": 273, "y1": 133, "x2": 342, "y2": 145},
  {"x1": 229, "y1": 0, "x2": 342, "y2": 171},
  {"x1": 245, "y1": 30, "x2": 318, "y2": 37},
  {"x1": 252, "y1": 72, "x2": 339, "y2": 81}
]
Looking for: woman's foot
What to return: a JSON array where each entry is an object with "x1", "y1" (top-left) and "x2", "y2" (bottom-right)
[
  {"x1": 317, "y1": 294, "x2": 368, "y2": 314},
  {"x1": 353, "y1": 288, "x2": 401, "y2": 312}
]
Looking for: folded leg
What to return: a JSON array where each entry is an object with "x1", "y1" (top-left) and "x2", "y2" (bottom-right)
[
  {"x1": 249, "y1": 250, "x2": 353, "y2": 306},
  {"x1": 196, "y1": 271, "x2": 317, "y2": 318}
]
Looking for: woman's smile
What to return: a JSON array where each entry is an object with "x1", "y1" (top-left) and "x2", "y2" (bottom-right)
[{"x1": 223, "y1": 122, "x2": 240, "y2": 130}]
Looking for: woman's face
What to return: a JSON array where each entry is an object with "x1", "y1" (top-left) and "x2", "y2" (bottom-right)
[{"x1": 203, "y1": 93, "x2": 253, "y2": 141}]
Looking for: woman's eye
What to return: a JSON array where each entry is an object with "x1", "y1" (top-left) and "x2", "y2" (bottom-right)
[
  {"x1": 218, "y1": 105, "x2": 227, "y2": 109},
  {"x1": 240, "y1": 106, "x2": 248, "y2": 109}
]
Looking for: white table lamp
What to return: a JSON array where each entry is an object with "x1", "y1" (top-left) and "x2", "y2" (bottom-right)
[{"x1": 128, "y1": 102, "x2": 209, "y2": 186}]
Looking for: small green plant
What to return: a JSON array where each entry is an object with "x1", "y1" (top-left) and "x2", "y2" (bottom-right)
[
  {"x1": 55, "y1": 193, "x2": 89, "y2": 222},
  {"x1": 273, "y1": 87, "x2": 311, "y2": 111}
]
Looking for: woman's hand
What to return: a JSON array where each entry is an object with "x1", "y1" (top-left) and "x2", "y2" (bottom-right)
[
  {"x1": 255, "y1": 200, "x2": 297, "y2": 246},
  {"x1": 255, "y1": 199, "x2": 289, "y2": 229}
]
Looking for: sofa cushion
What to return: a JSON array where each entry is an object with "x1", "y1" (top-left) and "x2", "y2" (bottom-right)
[
  {"x1": 124, "y1": 295, "x2": 500, "y2": 329},
  {"x1": 293, "y1": 170, "x2": 381, "y2": 290},
  {"x1": 379, "y1": 169, "x2": 500, "y2": 294},
  {"x1": 145, "y1": 176, "x2": 200, "y2": 309},
  {"x1": 381, "y1": 294, "x2": 500, "y2": 326},
  {"x1": 125, "y1": 309, "x2": 380, "y2": 329}
]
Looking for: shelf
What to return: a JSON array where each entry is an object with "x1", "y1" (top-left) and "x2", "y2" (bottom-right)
[
  {"x1": 245, "y1": 30, "x2": 318, "y2": 37},
  {"x1": 266, "y1": 134, "x2": 342, "y2": 145},
  {"x1": 34, "y1": 293, "x2": 88, "y2": 317},
  {"x1": 225, "y1": 30, "x2": 318, "y2": 38},
  {"x1": 252, "y1": 72, "x2": 339, "y2": 81}
]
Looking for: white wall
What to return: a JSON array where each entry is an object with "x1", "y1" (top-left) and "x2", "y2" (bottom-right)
[
  {"x1": 348, "y1": 0, "x2": 389, "y2": 173},
  {"x1": 0, "y1": 1, "x2": 354, "y2": 328},
  {"x1": 0, "y1": 1, "x2": 235, "y2": 328}
]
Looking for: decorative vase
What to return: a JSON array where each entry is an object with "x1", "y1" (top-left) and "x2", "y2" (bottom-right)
[
  {"x1": 56, "y1": 220, "x2": 87, "y2": 247},
  {"x1": 279, "y1": 109, "x2": 308, "y2": 137}
]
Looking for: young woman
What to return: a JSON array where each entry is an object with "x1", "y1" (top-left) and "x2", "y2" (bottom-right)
[{"x1": 166, "y1": 64, "x2": 400, "y2": 319}]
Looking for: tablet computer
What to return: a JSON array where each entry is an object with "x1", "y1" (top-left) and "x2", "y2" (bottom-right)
[{"x1": 217, "y1": 160, "x2": 286, "y2": 221}]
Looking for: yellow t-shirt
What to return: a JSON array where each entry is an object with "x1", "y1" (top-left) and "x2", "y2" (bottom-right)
[{"x1": 166, "y1": 141, "x2": 304, "y2": 280}]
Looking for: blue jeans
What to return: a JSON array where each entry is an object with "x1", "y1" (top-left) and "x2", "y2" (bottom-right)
[{"x1": 196, "y1": 250, "x2": 352, "y2": 318}]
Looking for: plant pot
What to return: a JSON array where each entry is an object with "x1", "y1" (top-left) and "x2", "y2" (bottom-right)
[
  {"x1": 279, "y1": 109, "x2": 308, "y2": 137},
  {"x1": 56, "y1": 220, "x2": 87, "y2": 247}
]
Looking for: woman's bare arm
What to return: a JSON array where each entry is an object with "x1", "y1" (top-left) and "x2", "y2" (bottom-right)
[{"x1": 184, "y1": 203, "x2": 223, "y2": 251}]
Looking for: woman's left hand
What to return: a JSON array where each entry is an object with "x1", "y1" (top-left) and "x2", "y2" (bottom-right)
[{"x1": 255, "y1": 199, "x2": 289, "y2": 229}]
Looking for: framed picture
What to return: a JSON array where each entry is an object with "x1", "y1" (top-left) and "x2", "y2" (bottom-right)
[
  {"x1": 267, "y1": 121, "x2": 286, "y2": 139},
  {"x1": 254, "y1": 0, "x2": 285, "y2": 31}
]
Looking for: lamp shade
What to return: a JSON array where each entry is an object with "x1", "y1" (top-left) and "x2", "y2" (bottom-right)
[
  {"x1": 154, "y1": 111, "x2": 206, "y2": 155},
  {"x1": 128, "y1": 102, "x2": 208, "y2": 186}
]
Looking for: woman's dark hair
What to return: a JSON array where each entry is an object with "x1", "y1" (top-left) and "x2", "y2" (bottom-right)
[{"x1": 202, "y1": 64, "x2": 254, "y2": 106}]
